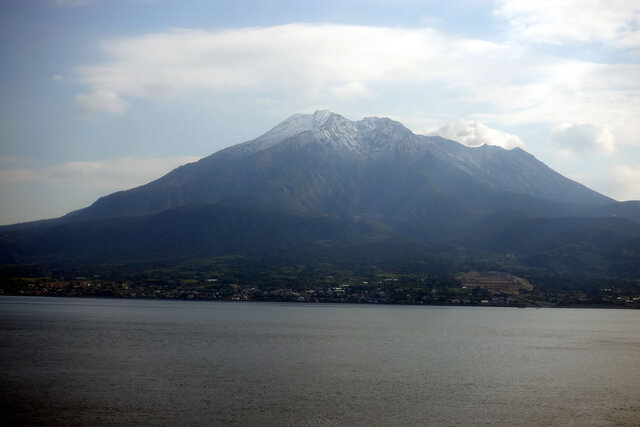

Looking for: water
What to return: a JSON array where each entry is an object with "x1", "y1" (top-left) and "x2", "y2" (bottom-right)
[{"x1": 1, "y1": 296, "x2": 639, "y2": 426}]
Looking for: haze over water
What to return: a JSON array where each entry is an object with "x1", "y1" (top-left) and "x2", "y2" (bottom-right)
[{"x1": 2, "y1": 297, "x2": 640, "y2": 426}]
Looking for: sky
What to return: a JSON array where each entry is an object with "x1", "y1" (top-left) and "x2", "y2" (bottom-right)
[{"x1": 1, "y1": 0, "x2": 640, "y2": 225}]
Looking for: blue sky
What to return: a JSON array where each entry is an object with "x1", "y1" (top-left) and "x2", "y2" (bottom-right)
[{"x1": 1, "y1": 0, "x2": 640, "y2": 224}]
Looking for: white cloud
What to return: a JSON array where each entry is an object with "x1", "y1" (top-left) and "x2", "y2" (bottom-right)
[
  {"x1": 0, "y1": 156, "x2": 200, "y2": 190},
  {"x1": 551, "y1": 123, "x2": 616, "y2": 153},
  {"x1": 429, "y1": 120, "x2": 525, "y2": 150},
  {"x1": 494, "y1": 0, "x2": 640, "y2": 47},
  {"x1": 77, "y1": 25, "x2": 505, "y2": 101},
  {"x1": 76, "y1": 90, "x2": 127, "y2": 115},
  {"x1": 74, "y1": 24, "x2": 640, "y2": 148},
  {"x1": 52, "y1": 74, "x2": 63, "y2": 81}
]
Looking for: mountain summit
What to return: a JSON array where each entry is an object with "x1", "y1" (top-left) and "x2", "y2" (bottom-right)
[{"x1": 226, "y1": 110, "x2": 416, "y2": 157}]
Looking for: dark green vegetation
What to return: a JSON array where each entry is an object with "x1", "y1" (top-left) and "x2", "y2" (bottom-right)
[{"x1": 1, "y1": 111, "x2": 639, "y2": 304}]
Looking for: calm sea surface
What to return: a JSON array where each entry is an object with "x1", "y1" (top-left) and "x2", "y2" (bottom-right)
[{"x1": 1, "y1": 296, "x2": 639, "y2": 426}]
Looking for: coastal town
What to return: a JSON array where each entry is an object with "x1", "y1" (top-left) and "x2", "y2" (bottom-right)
[{"x1": 3, "y1": 271, "x2": 639, "y2": 308}]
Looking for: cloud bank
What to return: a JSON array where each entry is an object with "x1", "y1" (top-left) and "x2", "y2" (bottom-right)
[
  {"x1": 0, "y1": 156, "x2": 199, "y2": 189},
  {"x1": 495, "y1": 0, "x2": 640, "y2": 47},
  {"x1": 74, "y1": 23, "x2": 640, "y2": 151},
  {"x1": 551, "y1": 123, "x2": 616, "y2": 154},
  {"x1": 0, "y1": 155, "x2": 200, "y2": 224}
]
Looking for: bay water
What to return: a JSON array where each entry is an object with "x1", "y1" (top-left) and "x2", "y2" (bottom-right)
[{"x1": 1, "y1": 296, "x2": 639, "y2": 425}]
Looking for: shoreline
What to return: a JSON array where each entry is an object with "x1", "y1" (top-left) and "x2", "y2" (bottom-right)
[{"x1": 2, "y1": 294, "x2": 639, "y2": 310}]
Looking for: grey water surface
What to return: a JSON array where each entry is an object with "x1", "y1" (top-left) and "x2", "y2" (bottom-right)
[{"x1": 1, "y1": 296, "x2": 639, "y2": 426}]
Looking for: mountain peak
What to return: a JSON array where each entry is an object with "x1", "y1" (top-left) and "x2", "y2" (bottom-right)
[
  {"x1": 268, "y1": 110, "x2": 342, "y2": 140},
  {"x1": 226, "y1": 111, "x2": 419, "y2": 157},
  {"x1": 225, "y1": 110, "x2": 344, "y2": 156},
  {"x1": 281, "y1": 110, "x2": 336, "y2": 130},
  {"x1": 311, "y1": 109, "x2": 334, "y2": 126}
]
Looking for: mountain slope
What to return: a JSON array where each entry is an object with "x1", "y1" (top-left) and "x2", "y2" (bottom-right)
[{"x1": 3, "y1": 204, "x2": 368, "y2": 265}]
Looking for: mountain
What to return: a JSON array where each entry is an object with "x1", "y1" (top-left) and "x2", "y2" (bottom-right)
[
  {"x1": 66, "y1": 110, "x2": 612, "y2": 223},
  {"x1": 1, "y1": 111, "x2": 639, "y2": 286}
]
